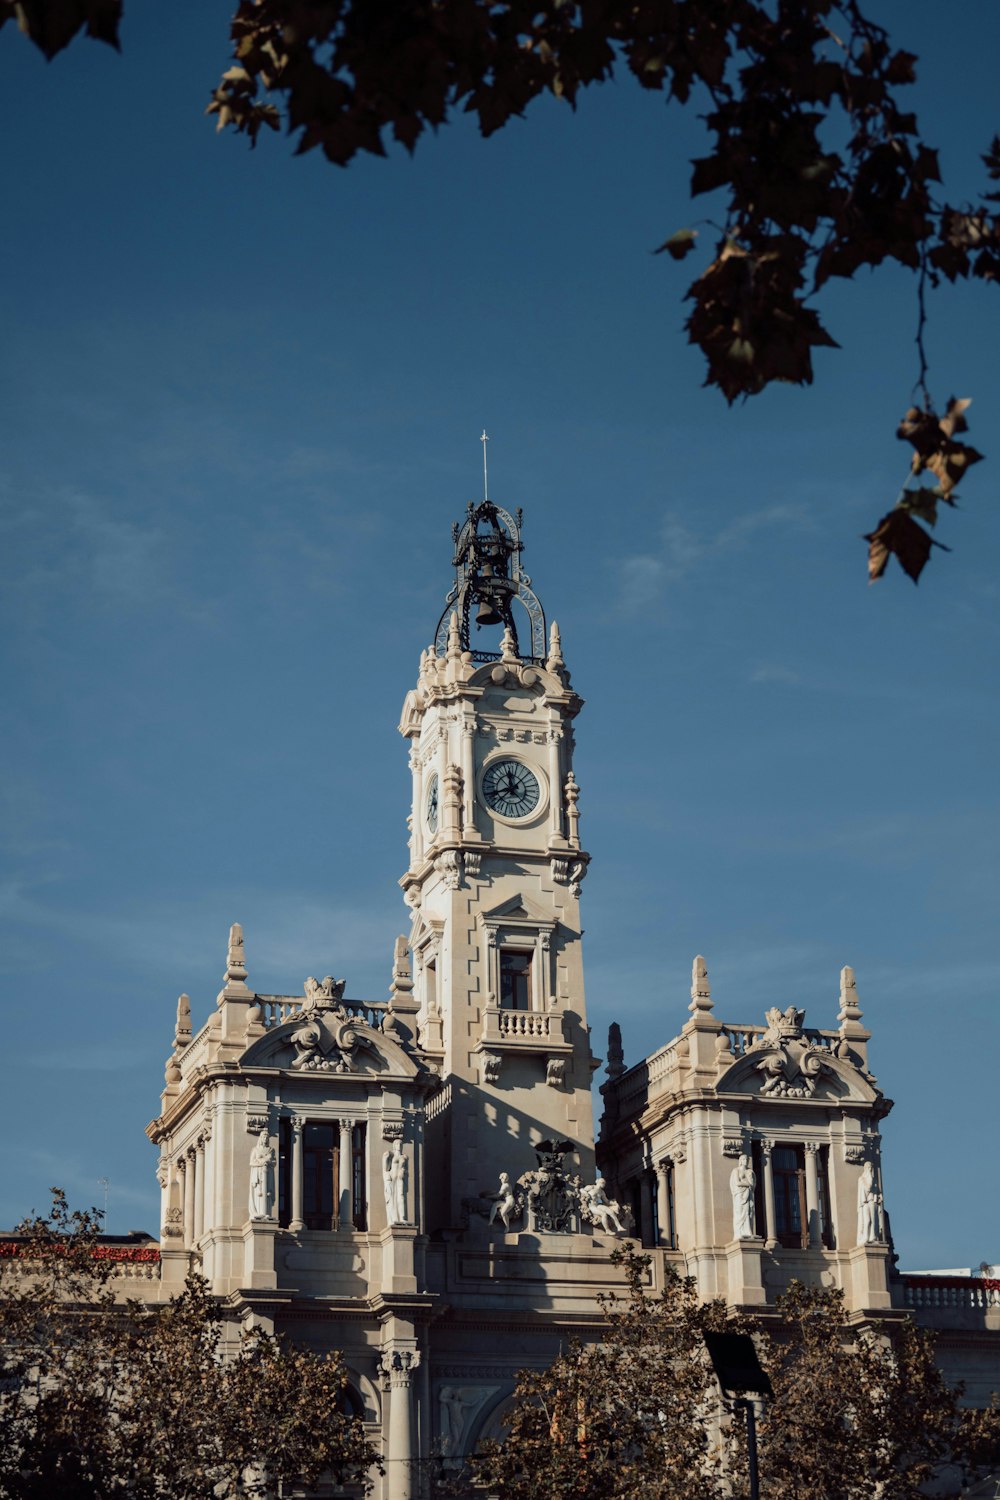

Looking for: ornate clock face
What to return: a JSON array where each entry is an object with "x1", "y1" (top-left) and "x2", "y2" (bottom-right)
[
  {"x1": 482, "y1": 759, "x2": 540, "y2": 820},
  {"x1": 426, "y1": 773, "x2": 439, "y2": 834}
]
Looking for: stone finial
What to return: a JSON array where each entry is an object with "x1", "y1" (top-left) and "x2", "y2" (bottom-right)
[
  {"x1": 547, "y1": 620, "x2": 565, "y2": 669},
  {"x1": 173, "y1": 994, "x2": 192, "y2": 1050},
  {"x1": 391, "y1": 935, "x2": 412, "y2": 992},
  {"x1": 226, "y1": 923, "x2": 247, "y2": 983},
  {"x1": 217, "y1": 921, "x2": 252, "y2": 1006},
  {"x1": 606, "y1": 1021, "x2": 625, "y2": 1079},
  {"x1": 447, "y1": 610, "x2": 462, "y2": 659},
  {"x1": 689, "y1": 954, "x2": 713, "y2": 1013},
  {"x1": 500, "y1": 626, "x2": 519, "y2": 664},
  {"x1": 387, "y1": 936, "x2": 418, "y2": 1029},
  {"x1": 838, "y1": 964, "x2": 863, "y2": 1025}
]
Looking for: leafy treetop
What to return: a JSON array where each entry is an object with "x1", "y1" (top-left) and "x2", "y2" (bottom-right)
[
  {"x1": 466, "y1": 1243, "x2": 1000, "y2": 1500},
  {"x1": 0, "y1": 1189, "x2": 380, "y2": 1500}
]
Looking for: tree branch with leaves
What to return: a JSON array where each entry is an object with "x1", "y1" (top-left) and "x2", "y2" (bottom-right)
[{"x1": 2, "y1": 0, "x2": 995, "y2": 582}]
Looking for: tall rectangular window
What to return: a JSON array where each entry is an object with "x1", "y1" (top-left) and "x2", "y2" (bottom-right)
[
  {"x1": 352, "y1": 1123, "x2": 368, "y2": 1231},
  {"x1": 655, "y1": 1163, "x2": 677, "y2": 1249},
  {"x1": 304, "y1": 1122, "x2": 339, "y2": 1231},
  {"x1": 499, "y1": 949, "x2": 533, "y2": 1010},
  {"x1": 751, "y1": 1142, "x2": 767, "y2": 1239},
  {"x1": 278, "y1": 1118, "x2": 292, "y2": 1228},
  {"x1": 773, "y1": 1145, "x2": 807, "y2": 1249},
  {"x1": 818, "y1": 1146, "x2": 834, "y2": 1249}
]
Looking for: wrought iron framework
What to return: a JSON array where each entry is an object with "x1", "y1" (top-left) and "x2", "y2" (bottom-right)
[{"x1": 434, "y1": 500, "x2": 546, "y2": 662}]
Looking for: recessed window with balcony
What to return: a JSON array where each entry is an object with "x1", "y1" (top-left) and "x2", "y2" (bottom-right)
[{"x1": 499, "y1": 949, "x2": 533, "y2": 1010}]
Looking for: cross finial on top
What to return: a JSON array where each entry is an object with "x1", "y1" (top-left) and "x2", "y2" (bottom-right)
[{"x1": 481, "y1": 429, "x2": 489, "y2": 503}]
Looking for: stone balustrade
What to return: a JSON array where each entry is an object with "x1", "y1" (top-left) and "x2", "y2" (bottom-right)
[
  {"x1": 719, "y1": 1023, "x2": 840, "y2": 1057},
  {"x1": 480, "y1": 1007, "x2": 567, "y2": 1049},
  {"x1": 257, "y1": 994, "x2": 388, "y2": 1030},
  {"x1": 901, "y1": 1276, "x2": 1000, "y2": 1311}
]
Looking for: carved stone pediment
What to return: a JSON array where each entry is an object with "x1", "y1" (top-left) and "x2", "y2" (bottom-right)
[
  {"x1": 753, "y1": 1038, "x2": 831, "y2": 1098},
  {"x1": 480, "y1": 892, "x2": 554, "y2": 927},
  {"x1": 717, "y1": 1041, "x2": 881, "y2": 1105},
  {"x1": 239, "y1": 1010, "x2": 426, "y2": 1080}
]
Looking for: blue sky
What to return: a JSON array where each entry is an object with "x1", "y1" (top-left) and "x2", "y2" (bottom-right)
[{"x1": 1, "y1": 1, "x2": 998, "y2": 1269}]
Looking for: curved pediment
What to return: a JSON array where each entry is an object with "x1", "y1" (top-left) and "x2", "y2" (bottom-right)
[
  {"x1": 717, "y1": 1040, "x2": 881, "y2": 1105},
  {"x1": 240, "y1": 1003, "x2": 426, "y2": 1081}
]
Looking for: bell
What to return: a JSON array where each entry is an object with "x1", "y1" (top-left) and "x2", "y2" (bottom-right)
[{"x1": 476, "y1": 594, "x2": 503, "y2": 626}]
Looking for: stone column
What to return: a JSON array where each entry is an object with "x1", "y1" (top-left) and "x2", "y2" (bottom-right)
[
  {"x1": 690, "y1": 1123, "x2": 713, "y2": 1248},
  {"x1": 761, "y1": 1141, "x2": 778, "y2": 1250},
  {"x1": 461, "y1": 722, "x2": 476, "y2": 833},
  {"x1": 548, "y1": 728, "x2": 564, "y2": 844},
  {"x1": 410, "y1": 749, "x2": 424, "y2": 863},
  {"x1": 339, "y1": 1120, "x2": 354, "y2": 1229},
  {"x1": 381, "y1": 1350, "x2": 420, "y2": 1500},
  {"x1": 193, "y1": 1142, "x2": 205, "y2": 1248},
  {"x1": 656, "y1": 1162, "x2": 672, "y2": 1248},
  {"x1": 179, "y1": 1156, "x2": 193, "y2": 1251},
  {"x1": 289, "y1": 1119, "x2": 305, "y2": 1231},
  {"x1": 201, "y1": 1125, "x2": 214, "y2": 1239},
  {"x1": 639, "y1": 1170, "x2": 655, "y2": 1247},
  {"x1": 804, "y1": 1142, "x2": 821, "y2": 1248}
]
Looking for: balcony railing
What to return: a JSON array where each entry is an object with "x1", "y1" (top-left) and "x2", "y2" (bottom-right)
[
  {"x1": 480, "y1": 1007, "x2": 569, "y2": 1050},
  {"x1": 901, "y1": 1276, "x2": 1000, "y2": 1311},
  {"x1": 256, "y1": 995, "x2": 387, "y2": 1030}
]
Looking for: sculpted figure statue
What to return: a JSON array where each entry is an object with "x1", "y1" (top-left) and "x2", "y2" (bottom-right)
[
  {"x1": 248, "y1": 1130, "x2": 276, "y2": 1221},
  {"x1": 439, "y1": 1386, "x2": 480, "y2": 1461},
  {"x1": 383, "y1": 1138, "x2": 408, "y2": 1226},
  {"x1": 488, "y1": 1171, "x2": 518, "y2": 1228},
  {"x1": 730, "y1": 1153, "x2": 756, "y2": 1239},
  {"x1": 581, "y1": 1176, "x2": 626, "y2": 1235},
  {"x1": 856, "y1": 1161, "x2": 882, "y2": 1244}
]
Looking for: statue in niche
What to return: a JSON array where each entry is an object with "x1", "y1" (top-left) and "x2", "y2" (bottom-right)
[
  {"x1": 383, "y1": 1138, "x2": 408, "y2": 1226},
  {"x1": 580, "y1": 1176, "x2": 627, "y2": 1235},
  {"x1": 730, "y1": 1153, "x2": 756, "y2": 1239},
  {"x1": 856, "y1": 1161, "x2": 882, "y2": 1244},
  {"x1": 248, "y1": 1130, "x2": 276, "y2": 1221},
  {"x1": 488, "y1": 1172, "x2": 518, "y2": 1228}
]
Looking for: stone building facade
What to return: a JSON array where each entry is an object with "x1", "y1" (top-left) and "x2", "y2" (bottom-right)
[{"x1": 138, "y1": 497, "x2": 998, "y2": 1497}]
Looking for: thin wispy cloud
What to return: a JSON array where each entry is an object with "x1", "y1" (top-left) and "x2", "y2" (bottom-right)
[
  {"x1": 749, "y1": 662, "x2": 802, "y2": 686},
  {"x1": 611, "y1": 502, "x2": 818, "y2": 614},
  {"x1": 0, "y1": 876, "x2": 402, "y2": 1001}
]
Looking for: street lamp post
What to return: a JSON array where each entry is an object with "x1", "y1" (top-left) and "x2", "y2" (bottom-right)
[{"x1": 703, "y1": 1331, "x2": 773, "y2": 1500}]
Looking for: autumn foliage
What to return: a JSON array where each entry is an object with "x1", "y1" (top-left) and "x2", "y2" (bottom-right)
[
  {"x1": 0, "y1": 1190, "x2": 379, "y2": 1500},
  {"x1": 467, "y1": 1244, "x2": 999, "y2": 1500}
]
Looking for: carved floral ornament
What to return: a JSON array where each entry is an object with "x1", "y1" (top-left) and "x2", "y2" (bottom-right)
[
  {"x1": 288, "y1": 976, "x2": 369, "y2": 1073},
  {"x1": 379, "y1": 1349, "x2": 420, "y2": 1388}
]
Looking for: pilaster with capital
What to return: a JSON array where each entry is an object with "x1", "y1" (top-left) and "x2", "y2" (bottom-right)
[
  {"x1": 177, "y1": 1155, "x2": 192, "y2": 1251},
  {"x1": 200, "y1": 1123, "x2": 215, "y2": 1242},
  {"x1": 547, "y1": 726, "x2": 565, "y2": 844},
  {"x1": 289, "y1": 1118, "x2": 305, "y2": 1231},
  {"x1": 409, "y1": 747, "x2": 424, "y2": 865},
  {"x1": 380, "y1": 1349, "x2": 421, "y2": 1500},
  {"x1": 193, "y1": 1141, "x2": 206, "y2": 1247},
  {"x1": 461, "y1": 720, "x2": 478, "y2": 836},
  {"x1": 339, "y1": 1119, "x2": 354, "y2": 1228},
  {"x1": 761, "y1": 1140, "x2": 779, "y2": 1249},
  {"x1": 804, "y1": 1141, "x2": 821, "y2": 1248}
]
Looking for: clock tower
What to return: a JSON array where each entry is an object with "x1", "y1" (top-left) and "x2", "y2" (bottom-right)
[{"x1": 398, "y1": 499, "x2": 596, "y2": 1229}]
